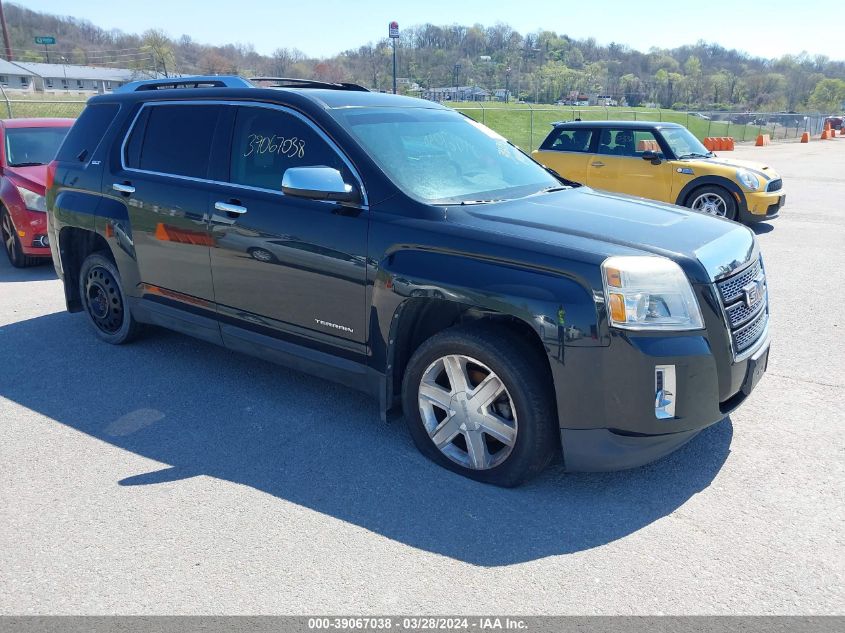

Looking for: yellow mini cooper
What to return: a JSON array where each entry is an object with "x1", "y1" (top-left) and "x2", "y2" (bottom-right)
[{"x1": 533, "y1": 121, "x2": 784, "y2": 224}]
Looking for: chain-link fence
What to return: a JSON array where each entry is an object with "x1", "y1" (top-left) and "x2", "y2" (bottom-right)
[
  {"x1": 0, "y1": 89, "x2": 88, "y2": 120},
  {"x1": 450, "y1": 103, "x2": 833, "y2": 151}
]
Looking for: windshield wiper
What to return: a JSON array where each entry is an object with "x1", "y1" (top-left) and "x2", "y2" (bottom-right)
[
  {"x1": 540, "y1": 185, "x2": 571, "y2": 193},
  {"x1": 677, "y1": 152, "x2": 712, "y2": 159},
  {"x1": 9, "y1": 162, "x2": 45, "y2": 167}
]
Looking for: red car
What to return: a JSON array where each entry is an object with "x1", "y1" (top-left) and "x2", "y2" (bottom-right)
[{"x1": 1, "y1": 118, "x2": 74, "y2": 267}]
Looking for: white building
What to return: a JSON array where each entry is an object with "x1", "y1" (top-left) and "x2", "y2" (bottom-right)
[
  {"x1": 0, "y1": 61, "x2": 152, "y2": 94},
  {"x1": 0, "y1": 59, "x2": 34, "y2": 91}
]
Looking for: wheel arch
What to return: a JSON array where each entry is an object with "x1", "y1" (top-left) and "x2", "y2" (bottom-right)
[
  {"x1": 57, "y1": 226, "x2": 114, "y2": 312},
  {"x1": 675, "y1": 175, "x2": 747, "y2": 213}
]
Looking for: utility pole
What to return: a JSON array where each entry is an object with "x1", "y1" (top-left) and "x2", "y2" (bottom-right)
[{"x1": 0, "y1": 1, "x2": 13, "y2": 62}]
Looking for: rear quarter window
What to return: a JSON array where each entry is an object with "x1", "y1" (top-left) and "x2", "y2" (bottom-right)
[{"x1": 55, "y1": 103, "x2": 120, "y2": 163}]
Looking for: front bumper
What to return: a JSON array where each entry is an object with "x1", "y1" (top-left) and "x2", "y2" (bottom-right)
[
  {"x1": 742, "y1": 189, "x2": 785, "y2": 221},
  {"x1": 551, "y1": 324, "x2": 770, "y2": 472},
  {"x1": 16, "y1": 208, "x2": 51, "y2": 256}
]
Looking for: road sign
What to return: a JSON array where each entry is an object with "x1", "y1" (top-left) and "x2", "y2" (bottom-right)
[
  {"x1": 35, "y1": 36, "x2": 56, "y2": 45},
  {"x1": 389, "y1": 21, "x2": 399, "y2": 39}
]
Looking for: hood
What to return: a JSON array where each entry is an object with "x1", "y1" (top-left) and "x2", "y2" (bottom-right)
[
  {"x1": 698, "y1": 156, "x2": 781, "y2": 181},
  {"x1": 451, "y1": 186, "x2": 756, "y2": 285},
  {"x1": 5, "y1": 164, "x2": 47, "y2": 193}
]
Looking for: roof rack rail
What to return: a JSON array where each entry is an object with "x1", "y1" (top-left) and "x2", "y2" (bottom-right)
[
  {"x1": 249, "y1": 77, "x2": 369, "y2": 92},
  {"x1": 116, "y1": 75, "x2": 254, "y2": 93}
]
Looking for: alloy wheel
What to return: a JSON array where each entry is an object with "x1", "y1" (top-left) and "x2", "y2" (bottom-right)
[
  {"x1": 1, "y1": 211, "x2": 16, "y2": 261},
  {"x1": 417, "y1": 354, "x2": 518, "y2": 470},
  {"x1": 691, "y1": 192, "x2": 728, "y2": 217}
]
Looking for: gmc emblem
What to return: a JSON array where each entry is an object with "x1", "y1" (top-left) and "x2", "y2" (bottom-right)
[{"x1": 742, "y1": 277, "x2": 765, "y2": 308}]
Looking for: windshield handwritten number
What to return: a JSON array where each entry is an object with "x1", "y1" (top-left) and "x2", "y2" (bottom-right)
[{"x1": 243, "y1": 133, "x2": 306, "y2": 159}]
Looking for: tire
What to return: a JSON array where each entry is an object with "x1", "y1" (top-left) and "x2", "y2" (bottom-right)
[
  {"x1": 686, "y1": 185, "x2": 738, "y2": 221},
  {"x1": 78, "y1": 252, "x2": 143, "y2": 344},
  {"x1": 1, "y1": 207, "x2": 39, "y2": 268},
  {"x1": 401, "y1": 323, "x2": 559, "y2": 487}
]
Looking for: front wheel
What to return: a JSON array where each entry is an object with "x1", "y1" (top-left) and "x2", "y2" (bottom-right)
[
  {"x1": 687, "y1": 185, "x2": 738, "y2": 221},
  {"x1": 78, "y1": 252, "x2": 143, "y2": 344},
  {"x1": 1, "y1": 207, "x2": 38, "y2": 268},
  {"x1": 401, "y1": 323, "x2": 559, "y2": 487}
]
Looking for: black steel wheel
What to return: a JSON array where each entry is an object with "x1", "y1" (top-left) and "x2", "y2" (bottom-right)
[{"x1": 78, "y1": 252, "x2": 142, "y2": 344}]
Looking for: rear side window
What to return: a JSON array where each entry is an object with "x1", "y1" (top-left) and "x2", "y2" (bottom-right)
[
  {"x1": 55, "y1": 103, "x2": 120, "y2": 163},
  {"x1": 125, "y1": 104, "x2": 223, "y2": 179},
  {"x1": 540, "y1": 128, "x2": 594, "y2": 153}
]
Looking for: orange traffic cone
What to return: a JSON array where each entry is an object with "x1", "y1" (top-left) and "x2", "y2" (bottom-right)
[
  {"x1": 800, "y1": 132, "x2": 810, "y2": 143},
  {"x1": 154, "y1": 223, "x2": 170, "y2": 241}
]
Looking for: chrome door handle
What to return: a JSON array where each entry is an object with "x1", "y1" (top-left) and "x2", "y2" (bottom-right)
[
  {"x1": 214, "y1": 201, "x2": 247, "y2": 215},
  {"x1": 591, "y1": 161, "x2": 605, "y2": 167},
  {"x1": 113, "y1": 183, "x2": 135, "y2": 194}
]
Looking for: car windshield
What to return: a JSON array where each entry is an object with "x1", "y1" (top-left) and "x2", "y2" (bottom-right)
[
  {"x1": 5, "y1": 127, "x2": 70, "y2": 167},
  {"x1": 332, "y1": 107, "x2": 559, "y2": 204},
  {"x1": 660, "y1": 127, "x2": 712, "y2": 159}
]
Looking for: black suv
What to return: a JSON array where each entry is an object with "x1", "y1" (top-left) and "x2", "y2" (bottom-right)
[{"x1": 46, "y1": 76, "x2": 771, "y2": 486}]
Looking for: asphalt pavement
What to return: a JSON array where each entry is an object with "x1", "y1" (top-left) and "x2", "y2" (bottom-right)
[{"x1": 0, "y1": 140, "x2": 842, "y2": 614}]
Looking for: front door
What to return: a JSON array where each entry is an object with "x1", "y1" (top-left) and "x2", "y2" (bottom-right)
[
  {"x1": 208, "y1": 104, "x2": 369, "y2": 350},
  {"x1": 586, "y1": 128, "x2": 673, "y2": 201}
]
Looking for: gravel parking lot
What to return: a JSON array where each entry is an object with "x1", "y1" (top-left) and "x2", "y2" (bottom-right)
[{"x1": 1, "y1": 140, "x2": 843, "y2": 615}]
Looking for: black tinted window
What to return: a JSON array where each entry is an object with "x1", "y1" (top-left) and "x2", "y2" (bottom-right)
[
  {"x1": 229, "y1": 106, "x2": 346, "y2": 190},
  {"x1": 540, "y1": 128, "x2": 594, "y2": 153},
  {"x1": 131, "y1": 104, "x2": 222, "y2": 178},
  {"x1": 56, "y1": 103, "x2": 119, "y2": 163}
]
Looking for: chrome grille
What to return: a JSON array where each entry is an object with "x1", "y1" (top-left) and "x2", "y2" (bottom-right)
[
  {"x1": 718, "y1": 257, "x2": 762, "y2": 304},
  {"x1": 734, "y1": 309, "x2": 768, "y2": 353},
  {"x1": 716, "y1": 256, "x2": 768, "y2": 357},
  {"x1": 766, "y1": 178, "x2": 782, "y2": 192}
]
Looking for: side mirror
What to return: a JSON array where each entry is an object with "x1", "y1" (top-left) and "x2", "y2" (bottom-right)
[
  {"x1": 641, "y1": 151, "x2": 662, "y2": 165},
  {"x1": 282, "y1": 167, "x2": 360, "y2": 203}
]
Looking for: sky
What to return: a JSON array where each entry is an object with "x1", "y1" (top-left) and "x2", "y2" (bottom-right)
[{"x1": 16, "y1": 0, "x2": 845, "y2": 61}]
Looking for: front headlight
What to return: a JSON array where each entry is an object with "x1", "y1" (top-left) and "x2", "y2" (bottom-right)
[
  {"x1": 736, "y1": 169, "x2": 760, "y2": 191},
  {"x1": 15, "y1": 185, "x2": 47, "y2": 212},
  {"x1": 601, "y1": 256, "x2": 704, "y2": 331}
]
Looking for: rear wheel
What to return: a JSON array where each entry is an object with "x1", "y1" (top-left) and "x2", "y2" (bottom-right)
[
  {"x1": 78, "y1": 252, "x2": 142, "y2": 344},
  {"x1": 1, "y1": 207, "x2": 39, "y2": 268},
  {"x1": 401, "y1": 323, "x2": 558, "y2": 487},
  {"x1": 687, "y1": 185, "x2": 737, "y2": 221}
]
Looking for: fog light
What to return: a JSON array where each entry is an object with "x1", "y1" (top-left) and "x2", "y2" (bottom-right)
[
  {"x1": 655, "y1": 365, "x2": 676, "y2": 419},
  {"x1": 32, "y1": 234, "x2": 49, "y2": 248}
]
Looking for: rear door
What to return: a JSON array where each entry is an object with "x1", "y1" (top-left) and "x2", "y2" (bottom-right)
[
  {"x1": 532, "y1": 127, "x2": 596, "y2": 184},
  {"x1": 207, "y1": 103, "x2": 369, "y2": 351},
  {"x1": 108, "y1": 102, "x2": 226, "y2": 307}
]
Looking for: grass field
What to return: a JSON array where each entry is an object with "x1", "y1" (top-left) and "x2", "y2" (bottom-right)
[{"x1": 446, "y1": 101, "x2": 789, "y2": 150}]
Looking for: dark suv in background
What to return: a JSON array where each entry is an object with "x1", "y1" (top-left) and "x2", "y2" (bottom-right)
[{"x1": 46, "y1": 76, "x2": 771, "y2": 486}]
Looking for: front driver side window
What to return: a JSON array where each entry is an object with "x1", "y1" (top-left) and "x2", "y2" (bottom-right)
[{"x1": 229, "y1": 106, "x2": 350, "y2": 191}]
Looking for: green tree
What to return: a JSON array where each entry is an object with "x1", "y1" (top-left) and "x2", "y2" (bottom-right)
[{"x1": 808, "y1": 78, "x2": 845, "y2": 112}]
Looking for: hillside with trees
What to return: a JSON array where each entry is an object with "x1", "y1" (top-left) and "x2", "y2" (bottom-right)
[{"x1": 4, "y1": 2, "x2": 845, "y2": 112}]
